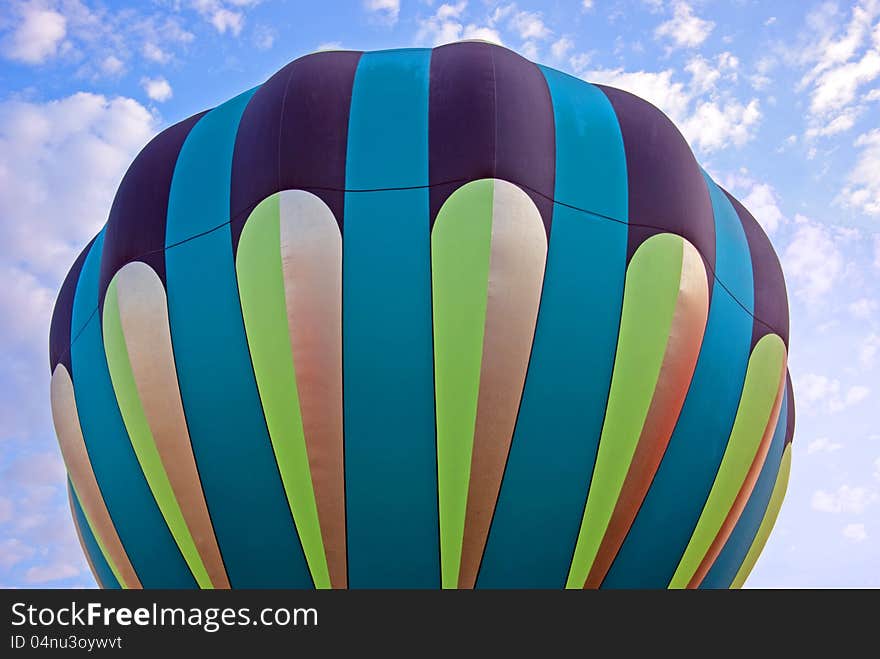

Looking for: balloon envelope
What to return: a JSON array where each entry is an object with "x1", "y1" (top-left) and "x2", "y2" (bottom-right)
[{"x1": 50, "y1": 42, "x2": 795, "y2": 590}]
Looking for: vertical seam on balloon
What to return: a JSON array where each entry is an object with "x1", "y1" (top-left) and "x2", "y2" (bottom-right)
[
  {"x1": 277, "y1": 64, "x2": 297, "y2": 205},
  {"x1": 490, "y1": 46, "x2": 498, "y2": 181}
]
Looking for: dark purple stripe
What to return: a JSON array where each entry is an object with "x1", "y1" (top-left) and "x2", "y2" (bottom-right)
[
  {"x1": 98, "y1": 113, "x2": 206, "y2": 306},
  {"x1": 428, "y1": 42, "x2": 555, "y2": 232},
  {"x1": 230, "y1": 50, "x2": 361, "y2": 251},
  {"x1": 596, "y1": 85, "x2": 715, "y2": 276},
  {"x1": 722, "y1": 189, "x2": 790, "y2": 348},
  {"x1": 49, "y1": 236, "x2": 95, "y2": 373},
  {"x1": 784, "y1": 371, "x2": 795, "y2": 446},
  {"x1": 489, "y1": 45, "x2": 555, "y2": 232},
  {"x1": 229, "y1": 60, "x2": 293, "y2": 239}
]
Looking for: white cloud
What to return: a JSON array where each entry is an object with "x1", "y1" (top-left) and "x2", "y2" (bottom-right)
[
  {"x1": 809, "y1": 49, "x2": 880, "y2": 116},
  {"x1": 24, "y1": 562, "x2": 81, "y2": 584},
  {"x1": 142, "y1": 42, "x2": 170, "y2": 64},
  {"x1": 812, "y1": 485, "x2": 878, "y2": 513},
  {"x1": 806, "y1": 107, "x2": 861, "y2": 139},
  {"x1": 569, "y1": 52, "x2": 592, "y2": 74},
  {"x1": 364, "y1": 0, "x2": 401, "y2": 25},
  {"x1": 2, "y1": 2, "x2": 67, "y2": 64},
  {"x1": 0, "y1": 92, "x2": 157, "y2": 281},
  {"x1": 740, "y1": 182, "x2": 784, "y2": 234},
  {"x1": 210, "y1": 8, "x2": 243, "y2": 35},
  {"x1": 681, "y1": 98, "x2": 761, "y2": 153},
  {"x1": 846, "y1": 385, "x2": 871, "y2": 406},
  {"x1": 686, "y1": 56, "x2": 721, "y2": 93},
  {"x1": 584, "y1": 67, "x2": 691, "y2": 123},
  {"x1": 551, "y1": 36, "x2": 574, "y2": 60},
  {"x1": 796, "y1": 1, "x2": 880, "y2": 141},
  {"x1": 783, "y1": 215, "x2": 843, "y2": 304},
  {"x1": 582, "y1": 0, "x2": 594, "y2": 9},
  {"x1": 585, "y1": 59, "x2": 760, "y2": 155},
  {"x1": 253, "y1": 24, "x2": 276, "y2": 50},
  {"x1": 655, "y1": 1, "x2": 715, "y2": 50},
  {"x1": 849, "y1": 298, "x2": 878, "y2": 319},
  {"x1": 0, "y1": 539, "x2": 34, "y2": 570},
  {"x1": 842, "y1": 523, "x2": 868, "y2": 542},
  {"x1": 416, "y1": 2, "x2": 502, "y2": 47},
  {"x1": 807, "y1": 437, "x2": 843, "y2": 454},
  {"x1": 795, "y1": 373, "x2": 870, "y2": 413},
  {"x1": 0, "y1": 92, "x2": 157, "y2": 444},
  {"x1": 191, "y1": 0, "x2": 258, "y2": 36},
  {"x1": 316, "y1": 41, "x2": 343, "y2": 51},
  {"x1": 765, "y1": 16, "x2": 777, "y2": 27},
  {"x1": 861, "y1": 333, "x2": 880, "y2": 368},
  {"x1": 840, "y1": 129, "x2": 880, "y2": 216},
  {"x1": 100, "y1": 55, "x2": 124, "y2": 76},
  {"x1": 510, "y1": 10, "x2": 551, "y2": 41},
  {"x1": 141, "y1": 76, "x2": 173, "y2": 103}
]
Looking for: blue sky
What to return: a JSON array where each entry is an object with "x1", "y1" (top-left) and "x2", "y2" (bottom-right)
[{"x1": 0, "y1": 0, "x2": 877, "y2": 588}]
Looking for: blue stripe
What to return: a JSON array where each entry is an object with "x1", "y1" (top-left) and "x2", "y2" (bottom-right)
[
  {"x1": 70, "y1": 231, "x2": 195, "y2": 588},
  {"x1": 477, "y1": 68, "x2": 628, "y2": 587},
  {"x1": 68, "y1": 479, "x2": 119, "y2": 589},
  {"x1": 343, "y1": 49, "x2": 438, "y2": 587},
  {"x1": 602, "y1": 173, "x2": 755, "y2": 588},
  {"x1": 701, "y1": 389, "x2": 789, "y2": 588},
  {"x1": 164, "y1": 89, "x2": 313, "y2": 588}
]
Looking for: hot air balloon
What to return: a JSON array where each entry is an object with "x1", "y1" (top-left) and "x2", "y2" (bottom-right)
[{"x1": 49, "y1": 42, "x2": 795, "y2": 590}]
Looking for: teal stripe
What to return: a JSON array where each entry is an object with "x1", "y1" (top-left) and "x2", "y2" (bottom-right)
[
  {"x1": 602, "y1": 173, "x2": 755, "y2": 587},
  {"x1": 702, "y1": 386, "x2": 789, "y2": 588},
  {"x1": 343, "y1": 49, "x2": 438, "y2": 587},
  {"x1": 70, "y1": 231, "x2": 195, "y2": 588},
  {"x1": 68, "y1": 479, "x2": 119, "y2": 589},
  {"x1": 164, "y1": 89, "x2": 313, "y2": 587},
  {"x1": 478, "y1": 68, "x2": 628, "y2": 588}
]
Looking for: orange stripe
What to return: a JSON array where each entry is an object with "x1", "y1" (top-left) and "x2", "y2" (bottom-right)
[
  {"x1": 114, "y1": 262, "x2": 230, "y2": 589},
  {"x1": 584, "y1": 240, "x2": 709, "y2": 588},
  {"x1": 686, "y1": 356, "x2": 787, "y2": 589},
  {"x1": 458, "y1": 180, "x2": 547, "y2": 588},
  {"x1": 279, "y1": 190, "x2": 347, "y2": 588},
  {"x1": 50, "y1": 365, "x2": 141, "y2": 589}
]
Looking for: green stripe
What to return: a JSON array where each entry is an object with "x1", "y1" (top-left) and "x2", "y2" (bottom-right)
[
  {"x1": 669, "y1": 332, "x2": 785, "y2": 588},
  {"x1": 102, "y1": 278, "x2": 211, "y2": 588},
  {"x1": 730, "y1": 444, "x2": 792, "y2": 589},
  {"x1": 70, "y1": 482, "x2": 126, "y2": 588},
  {"x1": 235, "y1": 193, "x2": 330, "y2": 589},
  {"x1": 566, "y1": 233, "x2": 684, "y2": 588},
  {"x1": 432, "y1": 179, "x2": 495, "y2": 589}
]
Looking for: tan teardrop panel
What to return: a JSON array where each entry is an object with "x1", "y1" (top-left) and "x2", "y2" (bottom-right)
[
  {"x1": 50, "y1": 365, "x2": 141, "y2": 589},
  {"x1": 113, "y1": 261, "x2": 230, "y2": 589},
  {"x1": 279, "y1": 190, "x2": 347, "y2": 588}
]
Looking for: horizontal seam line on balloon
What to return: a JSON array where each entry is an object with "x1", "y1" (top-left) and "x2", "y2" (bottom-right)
[{"x1": 59, "y1": 180, "x2": 781, "y2": 365}]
